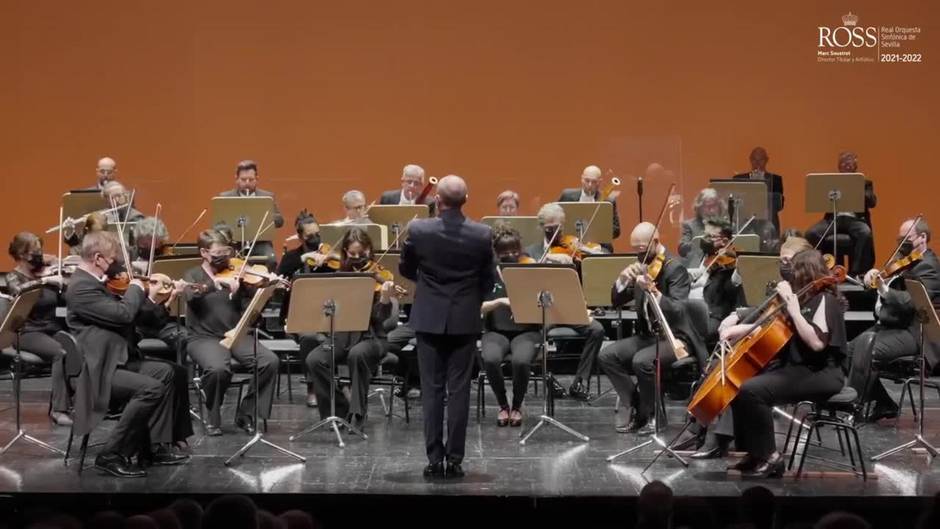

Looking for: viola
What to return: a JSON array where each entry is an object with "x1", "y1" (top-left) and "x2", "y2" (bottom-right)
[
  {"x1": 216, "y1": 257, "x2": 290, "y2": 288},
  {"x1": 867, "y1": 250, "x2": 923, "y2": 289},
  {"x1": 548, "y1": 234, "x2": 605, "y2": 262},
  {"x1": 704, "y1": 245, "x2": 738, "y2": 274},
  {"x1": 687, "y1": 265, "x2": 847, "y2": 425}
]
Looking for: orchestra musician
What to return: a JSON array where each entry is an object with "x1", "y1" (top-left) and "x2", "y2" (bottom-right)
[
  {"x1": 379, "y1": 164, "x2": 436, "y2": 215},
  {"x1": 182, "y1": 229, "x2": 281, "y2": 437},
  {"x1": 732, "y1": 147, "x2": 784, "y2": 233},
  {"x1": 678, "y1": 188, "x2": 727, "y2": 268},
  {"x1": 526, "y1": 203, "x2": 607, "y2": 400},
  {"x1": 131, "y1": 217, "x2": 169, "y2": 272},
  {"x1": 557, "y1": 165, "x2": 621, "y2": 250},
  {"x1": 87, "y1": 157, "x2": 118, "y2": 190},
  {"x1": 399, "y1": 175, "x2": 496, "y2": 479},
  {"x1": 218, "y1": 160, "x2": 285, "y2": 267},
  {"x1": 496, "y1": 190, "x2": 520, "y2": 216},
  {"x1": 598, "y1": 222, "x2": 701, "y2": 435},
  {"x1": 847, "y1": 217, "x2": 940, "y2": 422},
  {"x1": 305, "y1": 228, "x2": 401, "y2": 431},
  {"x1": 5, "y1": 232, "x2": 72, "y2": 426},
  {"x1": 805, "y1": 151, "x2": 877, "y2": 276},
  {"x1": 65, "y1": 231, "x2": 189, "y2": 477},
  {"x1": 719, "y1": 249, "x2": 846, "y2": 478},
  {"x1": 688, "y1": 219, "x2": 747, "y2": 339},
  {"x1": 63, "y1": 211, "x2": 108, "y2": 254},
  {"x1": 337, "y1": 190, "x2": 371, "y2": 224},
  {"x1": 480, "y1": 225, "x2": 540, "y2": 427}
]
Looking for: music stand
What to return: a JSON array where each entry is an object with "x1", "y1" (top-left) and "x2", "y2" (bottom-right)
[
  {"x1": 62, "y1": 191, "x2": 107, "y2": 221},
  {"x1": 211, "y1": 196, "x2": 277, "y2": 249},
  {"x1": 710, "y1": 180, "x2": 769, "y2": 233},
  {"x1": 736, "y1": 254, "x2": 781, "y2": 306},
  {"x1": 481, "y1": 216, "x2": 543, "y2": 251},
  {"x1": 285, "y1": 275, "x2": 376, "y2": 447},
  {"x1": 805, "y1": 173, "x2": 866, "y2": 266},
  {"x1": 365, "y1": 205, "x2": 429, "y2": 249},
  {"x1": 580, "y1": 255, "x2": 636, "y2": 308},
  {"x1": 501, "y1": 265, "x2": 591, "y2": 445},
  {"x1": 553, "y1": 202, "x2": 614, "y2": 244},
  {"x1": 872, "y1": 280, "x2": 940, "y2": 462},
  {"x1": 319, "y1": 223, "x2": 388, "y2": 250},
  {"x1": 223, "y1": 284, "x2": 306, "y2": 466},
  {"x1": 0, "y1": 288, "x2": 64, "y2": 456}
]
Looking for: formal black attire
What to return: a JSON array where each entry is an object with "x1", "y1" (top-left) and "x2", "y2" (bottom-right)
[
  {"x1": 65, "y1": 269, "x2": 177, "y2": 457},
  {"x1": 556, "y1": 188, "x2": 621, "y2": 252},
  {"x1": 182, "y1": 266, "x2": 279, "y2": 427},
  {"x1": 5, "y1": 270, "x2": 70, "y2": 413},
  {"x1": 806, "y1": 179, "x2": 877, "y2": 275},
  {"x1": 481, "y1": 276, "x2": 541, "y2": 411},
  {"x1": 379, "y1": 189, "x2": 437, "y2": 216},
  {"x1": 732, "y1": 171, "x2": 785, "y2": 233},
  {"x1": 731, "y1": 292, "x2": 846, "y2": 460},
  {"x1": 599, "y1": 252, "x2": 704, "y2": 421},
  {"x1": 399, "y1": 208, "x2": 496, "y2": 465},
  {"x1": 218, "y1": 188, "x2": 284, "y2": 268}
]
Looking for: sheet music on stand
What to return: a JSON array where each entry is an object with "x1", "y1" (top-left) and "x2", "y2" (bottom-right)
[
  {"x1": 211, "y1": 196, "x2": 277, "y2": 245},
  {"x1": 552, "y1": 202, "x2": 614, "y2": 244}
]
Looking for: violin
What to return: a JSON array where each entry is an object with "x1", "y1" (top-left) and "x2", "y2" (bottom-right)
[
  {"x1": 867, "y1": 250, "x2": 923, "y2": 289},
  {"x1": 687, "y1": 265, "x2": 847, "y2": 425},
  {"x1": 145, "y1": 273, "x2": 207, "y2": 304},
  {"x1": 360, "y1": 260, "x2": 407, "y2": 296},
  {"x1": 548, "y1": 234, "x2": 605, "y2": 262},
  {"x1": 303, "y1": 242, "x2": 341, "y2": 270},
  {"x1": 216, "y1": 257, "x2": 290, "y2": 288},
  {"x1": 704, "y1": 245, "x2": 738, "y2": 274}
]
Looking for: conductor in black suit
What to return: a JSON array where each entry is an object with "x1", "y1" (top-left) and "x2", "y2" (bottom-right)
[
  {"x1": 556, "y1": 165, "x2": 621, "y2": 251},
  {"x1": 217, "y1": 160, "x2": 284, "y2": 268},
  {"x1": 379, "y1": 164, "x2": 436, "y2": 215},
  {"x1": 400, "y1": 175, "x2": 497, "y2": 479},
  {"x1": 732, "y1": 147, "x2": 785, "y2": 233}
]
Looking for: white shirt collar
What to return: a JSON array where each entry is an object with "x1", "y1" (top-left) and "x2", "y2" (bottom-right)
[
  {"x1": 579, "y1": 189, "x2": 596, "y2": 202},
  {"x1": 399, "y1": 191, "x2": 415, "y2": 205}
]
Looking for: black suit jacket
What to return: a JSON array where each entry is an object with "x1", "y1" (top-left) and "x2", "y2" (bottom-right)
[
  {"x1": 609, "y1": 254, "x2": 706, "y2": 366},
  {"x1": 732, "y1": 172, "x2": 784, "y2": 231},
  {"x1": 399, "y1": 209, "x2": 496, "y2": 335},
  {"x1": 379, "y1": 189, "x2": 437, "y2": 216},
  {"x1": 556, "y1": 188, "x2": 621, "y2": 242},
  {"x1": 703, "y1": 268, "x2": 746, "y2": 327},
  {"x1": 65, "y1": 268, "x2": 145, "y2": 436},
  {"x1": 218, "y1": 188, "x2": 284, "y2": 228}
]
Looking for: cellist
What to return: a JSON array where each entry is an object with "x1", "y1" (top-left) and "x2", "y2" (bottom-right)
[{"x1": 718, "y1": 248, "x2": 846, "y2": 478}]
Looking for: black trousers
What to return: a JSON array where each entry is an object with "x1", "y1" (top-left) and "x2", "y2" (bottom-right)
[
  {"x1": 848, "y1": 326, "x2": 919, "y2": 410},
  {"x1": 806, "y1": 217, "x2": 875, "y2": 275},
  {"x1": 298, "y1": 333, "x2": 327, "y2": 387},
  {"x1": 387, "y1": 324, "x2": 418, "y2": 389},
  {"x1": 186, "y1": 336, "x2": 280, "y2": 426},
  {"x1": 306, "y1": 336, "x2": 383, "y2": 421},
  {"x1": 416, "y1": 332, "x2": 476, "y2": 465},
  {"x1": 562, "y1": 320, "x2": 606, "y2": 382},
  {"x1": 18, "y1": 331, "x2": 70, "y2": 413},
  {"x1": 104, "y1": 360, "x2": 175, "y2": 456},
  {"x1": 598, "y1": 334, "x2": 677, "y2": 420},
  {"x1": 480, "y1": 331, "x2": 540, "y2": 410},
  {"x1": 731, "y1": 362, "x2": 843, "y2": 460}
]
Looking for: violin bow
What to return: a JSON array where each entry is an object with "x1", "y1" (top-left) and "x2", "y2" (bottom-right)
[
  {"x1": 56, "y1": 206, "x2": 64, "y2": 291},
  {"x1": 233, "y1": 210, "x2": 270, "y2": 284},
  {"x1": 146, "y1": 203, "x2": 163, "y2": 277},
  {"x1": 566, "y1": 201, "x2": 605, "y2": 259},
  {"x1": 641, "y1": 183, "x2": 678, "y2": 265},
  {"x1": 537, "y1": 224, "x2": 563, "y2": 264},
  {"x1": 171, "y1": 209, "x2": 207, "y2": 251},
  {"x1": 880, "y1": 213, "x2": 923, "y2": 268}
]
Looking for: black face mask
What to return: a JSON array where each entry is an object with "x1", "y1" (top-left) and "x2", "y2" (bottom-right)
[
  {"x1": 498, "y1": 254, "x2": 519, "y2": 264},
  {"x1": 544, "y1": 228, "x2": 560, "y2": 246},
  {"x1": 346, "y1": 256, "x2": 370, "y2": 270},
  {"x1": 105, "y1": 259, "x2": 126, "y2": 278},
  {"x1": 699, "y1": 239, "x2": 716, "y2": 255},
  {"x1": 209, "y1": 255, "x2": 231, "y2": 272},
  {"x1": 898, "y1": 240, "x2": 915, "y2": 257},
  {"x1": 27, "y1": 253, "x2": 45, "y2": 271},
  {"x1": 779, "y1": 262, "x2": 793, "y2": 282},
  {"x1": 303, "y1": 234, "x2": 322, "y2": 251}
]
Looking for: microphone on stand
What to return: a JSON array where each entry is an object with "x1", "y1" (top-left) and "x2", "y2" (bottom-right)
[{"x1": 637, "y1": 176, "x2": 644, "y2": 222}]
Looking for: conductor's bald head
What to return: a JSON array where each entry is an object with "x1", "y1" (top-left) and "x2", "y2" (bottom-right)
[{"x1": 436, "y1": 175, "x2": 468, "y2": 210}]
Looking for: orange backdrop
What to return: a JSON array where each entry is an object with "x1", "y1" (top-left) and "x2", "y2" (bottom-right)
[{"x1": 2, "y1": 1, "x2": 936, "y2": 265}]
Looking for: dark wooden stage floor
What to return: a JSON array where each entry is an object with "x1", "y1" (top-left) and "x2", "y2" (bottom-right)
[{"x1": 1, "y1": 375, "x2": 939, "y2": 527}]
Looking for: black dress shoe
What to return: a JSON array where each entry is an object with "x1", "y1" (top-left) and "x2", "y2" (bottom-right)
[
  {"x1": 423, "y1": 462, "x2": 444, "y2": 479},
  {"x1": 867, "y1": 404, "x2": 899, "y2": 422},
  {"x1": 616, "y1": 415, "x2": 648, "y2": 434},
  {"x1": 727, "y1": 454, "x2": 760, "y2": 473},
  {"x1": 568, "y1": 381, "x2": 590, "y2": 401},
  {"x1": 94, "y1": 453, "x2": 147, "y2": 478},
  {"x1": 206, "y1": 425, "x2": 223, "y2": 437},
  {"x1": 235, "y1": 415, "x2": 256, "y2": 435},
  {"x1": 740, "y1": 452, "x2": 785, "y2": 478},
  {"x1": 637, "y1": 419, "x2": 657, "y2": 437},
  {"x1": 691, "y1": 444, "x2": 728, "y2": 460},
  {"x1": 151, "y1": 445, "x2": 192, "y2": 466},
  {"x1": 445, "y1": 461, "x2": 465, "y2": 479}
]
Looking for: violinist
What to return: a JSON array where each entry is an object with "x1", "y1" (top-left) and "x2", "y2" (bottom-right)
[
  {"x1": 847, "y1": 217, "x2": 940, "y2": 422},
  {"x1": 719, "y1": 249, "x2": 846, "y2": 478},
  {"x1": 480, "y1": 225, "x2": 541, "y2": 427},
  {"x1": 131, "y1": 217, "x2": 169, "y2": 273},
  {"x1": 182, "y1": 229, "x2": 280, "y2": 437},
  {"x1": 599, "y1": 222, "x2": 700, "y2": 434},
  {"x1": 337, "y1": 190, "x2": 371, "y2": 224},
  {"x1": 526, "y1": 203, "x2": 607, "y2": 400},
  {"x1": 5, "y1": 232, "x2": 72, "y2": 426},
  {"x1": 496, "y1": 190, "x2": 520, "y2": 216},
  {"x1": 688, "y1": 219, "x2": 746, "y2": 338},
  {"x1": 678, "y1": 188, "x2": 727, "y2": 268},
  {"x1": 379, "y1": 164, "x2": 436, "y2": 215},
  {"x1": 556, "y1": 165, "x2": 621, "y2": 250},
  {"x1": 526, "y1": 203, "x2": 608, "y2": 265},
  {"x1": 65, "y1": 231, "x2": 189, "y2": 477},
  {"x1": 276, "y1": 210, "x2": 328, "y2": 280},
  {"x1": 305, "y1": 228, "x2": 401, "y2": 431}
]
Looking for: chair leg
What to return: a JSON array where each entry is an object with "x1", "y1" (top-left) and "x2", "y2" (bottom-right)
[
  {"x1": 850, "y1": 426, "x2": 867, "y2": 480},
  {"x1": 235, "y1": 383, "x2": 245, "y2": 426},
  {"x1": 788, "y1": 413, "x2": 811, "y2": 471},
  {"x1": 78, "y1": 434, "x2": 90, "y2": 474},
  {"x1": 796, "y1": 423, "x2": 816, "y2": 478},
  {"x1": 64, "y1": 426, "x2": 75, "y2": 466},
  {"x1": 286, "y1": 354, "x2": 294, "y2": 404}
]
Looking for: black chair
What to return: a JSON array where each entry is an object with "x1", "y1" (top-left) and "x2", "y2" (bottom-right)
[
  {"x1": 336, "y1": 352, "x2": 410, "y2": 423},
  {"x1": 58, "y1": 331, "x2": 93, "y2": 472},
  {"x1": 475, "y1": 343, "x2": 546, "y2": 420},
  {"x1": 783, "y1": 386, "x2": 867, "y2": 480},
  {"x1": 546, "y1": 327, "x2": 602, "y2": 395}
]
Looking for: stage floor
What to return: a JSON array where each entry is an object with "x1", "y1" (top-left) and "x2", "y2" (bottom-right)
[{"x1": 1, "y1": 375, "x2": 939, "y2": 501}]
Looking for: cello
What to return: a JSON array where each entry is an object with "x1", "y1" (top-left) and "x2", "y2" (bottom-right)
[{"x1": 687, "y1": 264, "x2": 847, "y2": 425}]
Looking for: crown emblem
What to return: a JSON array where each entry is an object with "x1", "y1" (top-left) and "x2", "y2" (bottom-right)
[{"x1": 842, "y1": 12, "x2": 859, "y2": 27}]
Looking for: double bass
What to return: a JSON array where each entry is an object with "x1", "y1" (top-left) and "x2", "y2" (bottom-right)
[{"x1": 687, "y1": 265, "x2": 847, "y2": 425}]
